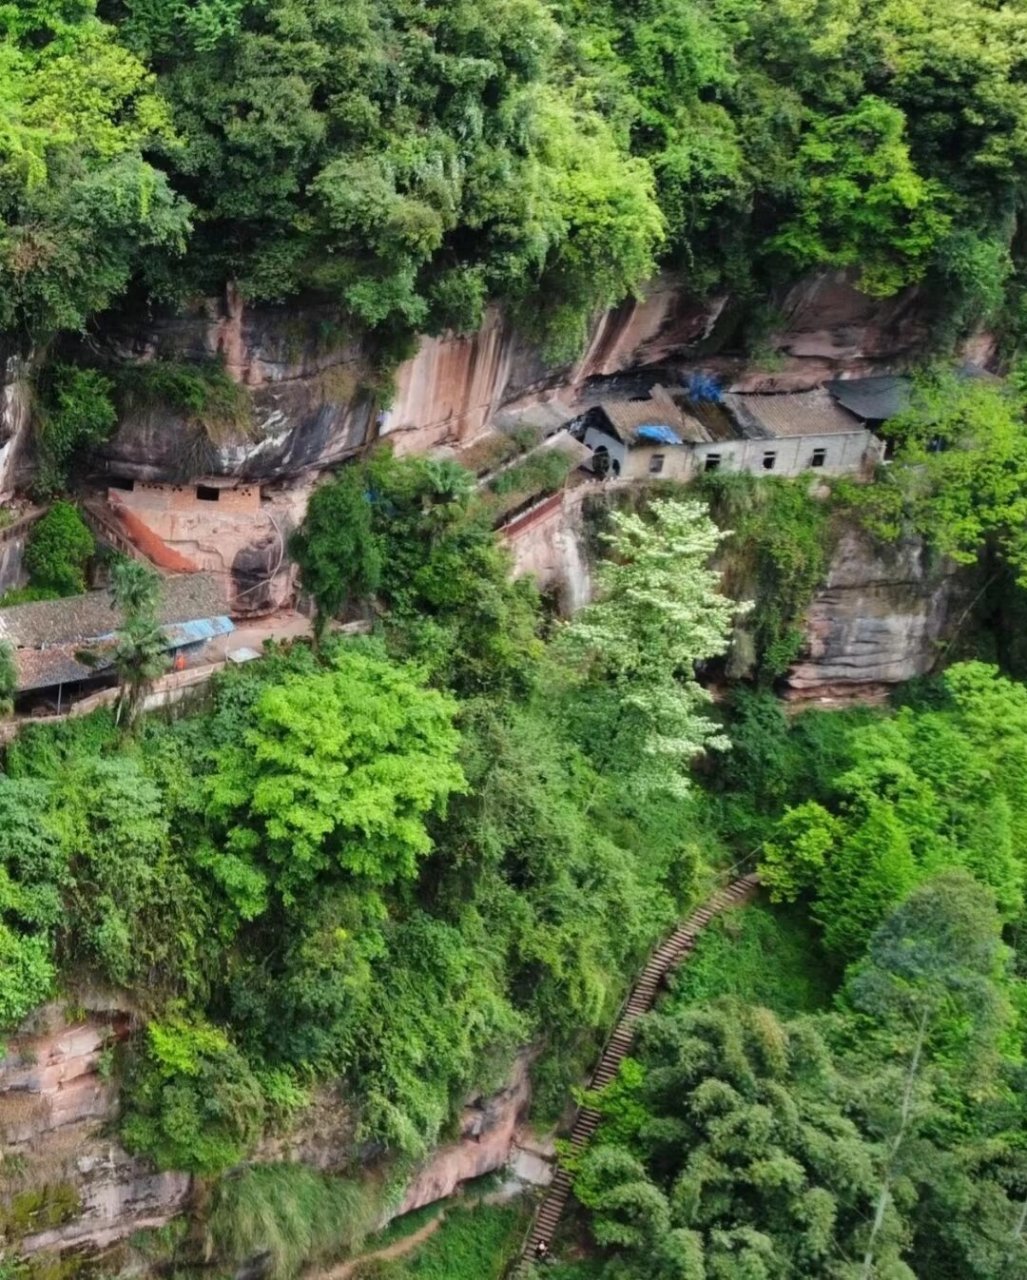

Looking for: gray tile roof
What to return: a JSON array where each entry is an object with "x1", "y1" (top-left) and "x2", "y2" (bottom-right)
[
  {"x1": 596, "y1": 385, "x2": 712, "y2": 444},
  {"x1": 723, "y1": 389, "x2": 865, "y2": 439},
  {"x1": 0, "y1": 573, "x2": 227, "y2": 651}
]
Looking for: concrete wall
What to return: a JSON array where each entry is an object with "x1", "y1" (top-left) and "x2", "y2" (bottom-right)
[
  {"x1": 588, "y1": 427, "x2": 883, "y2": 484},
  {"x1": 689, "y1": 429, "x2": 884, "y2": 479}
]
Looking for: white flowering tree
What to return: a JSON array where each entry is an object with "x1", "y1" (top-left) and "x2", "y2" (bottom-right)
[{"x1": 558, "y1": 498, "x2": 743, "y2": 797}]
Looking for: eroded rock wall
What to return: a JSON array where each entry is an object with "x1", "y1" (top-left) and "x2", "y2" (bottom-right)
[
  {"x1": 0, "y1": 346, "x2": 34, "y2": 499},
  {"x1": 2, "y1": 1005, "x2": 535, "y2": 1262},
  {"x1": 0, "y1": 1006, "x2": 192, "y2": 1257},
  {"x1": 788, "y1": 528, "x2": 973, "y2": 695},
  {"x1": 96, "y1": 291, "x2": 375, "y2": 482},
  {"x1": 76, "y1": 266, "x2": 939, "y2": 487}
]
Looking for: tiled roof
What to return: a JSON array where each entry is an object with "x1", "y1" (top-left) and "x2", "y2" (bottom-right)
[
  {"x1": 596, "y1": 385, "x2": 711, "y2": 444},
  {"x1": 0, "y1": 573, "x2": 227, "y2": 651},
  {"x1": 723, "y1": 389, "x2": 865, "y2": 439},
  {"x1": 12, "y1": 613, "x2": 234, "y2": 693}
]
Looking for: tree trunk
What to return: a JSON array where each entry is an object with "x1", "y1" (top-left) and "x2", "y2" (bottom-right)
[{"x1": 859, "y1": 1007, "x2": 930, "y2": 1280}]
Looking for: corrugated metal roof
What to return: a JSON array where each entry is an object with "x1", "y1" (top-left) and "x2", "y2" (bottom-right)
[
  {"x1": 723, "y1": 389, "x2": 865, "y2": 438},
  {"x1": 163, "y1": 616, "x2": 234, "y2": 647},
  {"x1": 826, "y1": 376, "x2": 911, "y2": 422}
]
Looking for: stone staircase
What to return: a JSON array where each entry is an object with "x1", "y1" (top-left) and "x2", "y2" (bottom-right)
[{"x1": 512, "y1": 871, "x2": 761, "y2": 1274}]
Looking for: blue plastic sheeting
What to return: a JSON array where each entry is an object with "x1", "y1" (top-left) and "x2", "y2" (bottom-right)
[
  {"x1": 636, "y1": 424, "x2": 684, "y2": 445},
  {"x1": 163, "y1": 615, "x2": 235, "y2": 649}
]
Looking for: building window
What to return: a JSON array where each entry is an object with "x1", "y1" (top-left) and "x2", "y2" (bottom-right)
[
  {"x1": 810, "y1": 448, "x2": 827, "y2": 468},
  {"x1": 704, "y1": 453, "x2": 721, "y2": 473},
  {"x1": 649, "y1": 453, "x2": 665, "y2": 475},
  {"x1": 196, "y1": 484, "x2": 220, "y2": 502},
  {"x1": 762, "y1": 451, "x2": 777, "y2": 471}
]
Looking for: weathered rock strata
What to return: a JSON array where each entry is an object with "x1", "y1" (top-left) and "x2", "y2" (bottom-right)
[
  {"x1": 787, "y1": 529, "x2": 973, "y2": 694},
  {"x1": 1, "y1": 1007, "x2": 536, "y2": 1261}
]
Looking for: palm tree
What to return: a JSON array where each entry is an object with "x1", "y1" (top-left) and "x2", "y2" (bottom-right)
[{"x1": 109, "y1": 560, "x2": 168, "y2": 727}]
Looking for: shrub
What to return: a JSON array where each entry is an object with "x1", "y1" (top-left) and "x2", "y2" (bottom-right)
[
  {"x1": 34, "y1": 365, "x2": 117, "y2": 498},
  {"x1": 121, "y1": 1016, "x2": 265, "y2": 1174},
  {"x1": 0, "y1": 640, "x2": 15, "y2": 716},
  {"x1": 205, "y1": 1165, "x2": 378, "y2": 1280},
  {"x1": 116, "y1": 360, "x2": 252, "y2": 443},
  {"x1": 24, "y1": 503, "x2": 95, "y2": 596}
]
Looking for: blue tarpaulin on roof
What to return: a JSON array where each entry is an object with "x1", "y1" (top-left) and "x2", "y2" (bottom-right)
[
  {"x1": 163, "y1": 615, "x2": 235, "y2": 648},
  {"x1": 636, "y1": 424, "x2": 683, "y2": 445}
]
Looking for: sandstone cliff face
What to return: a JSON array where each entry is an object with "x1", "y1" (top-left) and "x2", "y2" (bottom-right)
[
  {"x1": 95, "y1": 290, "x2": 375, "y2": 482},
  {"x1": 62, "y1": 267, "x2": 931, "y2": 486},
  {"x1": 2, "y1": 1005, "x2": 536, "y2": 1262},
  {"x1": 0, "y1": 1006, "x2": 192, "y2": 1257},
  {"x1": 787, "y1": 529, "x2": 972, "y2": 695},
  {"x1": 0, "y1": 345, "x2": 34, "y2": 499}
]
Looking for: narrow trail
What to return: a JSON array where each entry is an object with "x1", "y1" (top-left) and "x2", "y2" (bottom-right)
[
  {"x1": 314, "y1": 1212, "x2": 446, "y2": 1280},
  {"x1": 512, "y1": 871, "x2": 761, "y2": 1275}
]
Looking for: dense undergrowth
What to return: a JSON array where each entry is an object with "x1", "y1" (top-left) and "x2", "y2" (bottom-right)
[
  {"x1": 6, "y1": 381, "x2": 1027, "y2": 1277},
  {"x1": 557, "y1": 677, "x2": 1027, "y2": 1279}
]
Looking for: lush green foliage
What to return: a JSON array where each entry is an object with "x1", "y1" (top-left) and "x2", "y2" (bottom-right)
[
  {"x1": 836, "y1": 373, "x2": 1027, "y2": 581},
  {"x1": 23, "y1": 501, "x2": 94, "y2": 596},
  {"x1": 8, "y1": 0, "x2": 1027, "y2": 357},
  {"x1": 0, "y1": 476, "x2": 736, "y2": 1190},
  {"x1": 760, "y1": 662, "x2": 1027, "y2": 959},
  {"x1": 572, "y1": 873, "x2": 1027, "y2": 1280},
  {"x1": 699, "y1": 471, "x2": 833, "y2": 681},
  {"x1": 557, "y1": 498, "x2": 736, "y2": 798},
  {"x1": 289, "y1": 466, "x2": 383, "y2": 640},
  {"x1": 667, "y1": 900, "x2": 834, "y2": 1019},
  {"x1": 121, "y1": 1014, "x2": 267, "y2": 1174},
  {"x1": 33, "y1": 363, "x2": 117, "y2": 497},
  {"x1": 204, "y1": 643, "x2": 465, "y2": 900},
  {"x1": 109, "y1": 558, "x2": 169, "y2": 726},
  {"x1": 351, "y1": 1202, "x2": 527, "y2": 1280},
  {"x1": 205, "y1": 1164, "x2": 377, "y2": 1279},
  {"x1": 0, "y1": 639, "x2": 14, "y2": 717},
  {"x1": 0, "y1": 1, "x2": 190, "y2": 338},
  {"x1": 293, "y1": 451, "x2": 542, "y2": 695},
  {"x1": 576, "y1": 1002, "x2": 910, "y2": 1277}
]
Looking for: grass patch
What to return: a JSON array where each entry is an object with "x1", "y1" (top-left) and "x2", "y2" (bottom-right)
[
  {"x1": 665, "y1": 899, "x2": 837, "y2": 1017},
  {"x1": 365, "y1": 1202, "x2": 445, "y2": 1252},
  {"x1": 204, "y1": 1164, "x2": 378, "y2": 1280},
  {"x1": 352, "y1": 1203, "x2": 528, "y2": 1280}
]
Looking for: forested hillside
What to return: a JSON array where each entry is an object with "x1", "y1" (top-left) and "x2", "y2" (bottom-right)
[
  {"x1": 5, "y1": 0, "x2": 1027, "y2": 360},
  {"x1": 7, "y1": 4, "x2": 1027, "y2": 1280}
]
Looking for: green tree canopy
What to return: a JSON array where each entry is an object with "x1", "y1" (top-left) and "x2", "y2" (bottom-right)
[
  {"x1": 0, "y1": 1, "x2": 189, "y2": 337},
  {"x1": 575, "y1": 1001, "x2": 913, "y2": 1279},
  {"x1": 204, "y1": 642, "x2": 466, "y2": 900}
]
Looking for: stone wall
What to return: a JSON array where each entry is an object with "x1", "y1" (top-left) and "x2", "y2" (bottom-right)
[
  {"x1": 0, "y1": 1005, "x2": 192, "y2": 1257},
  {"x1": 501, "y1": 487, "x2": 593, "y2": 614}
]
